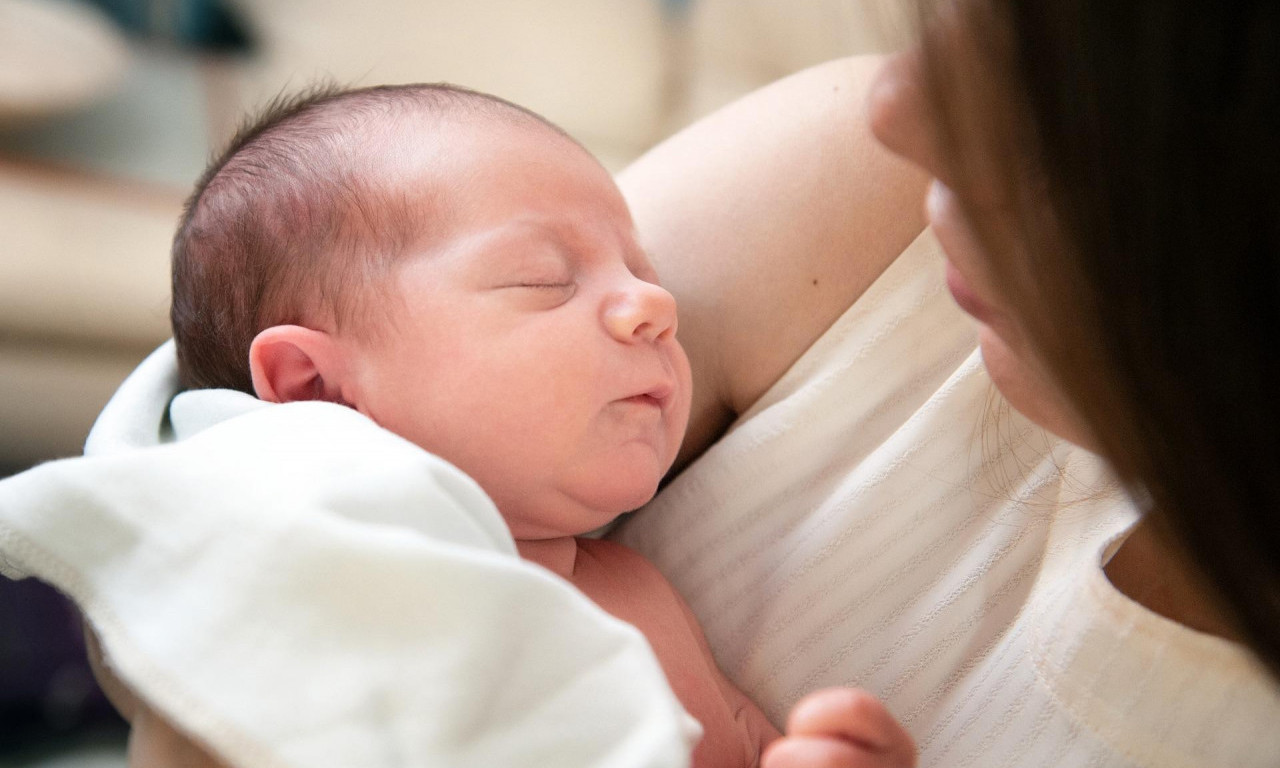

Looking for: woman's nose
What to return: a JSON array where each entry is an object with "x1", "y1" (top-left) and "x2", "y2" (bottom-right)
[
  {"x1": 868, "y1": 49, "x2": 942, "y2": 177},
  {"x1": 603, "y1": 277, "x2": 678, "y2": 344}
]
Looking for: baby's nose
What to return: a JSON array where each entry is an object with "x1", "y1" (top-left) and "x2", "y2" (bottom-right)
[{"x1": 603, "y1": 279, "x2": 678, "y2": 343}]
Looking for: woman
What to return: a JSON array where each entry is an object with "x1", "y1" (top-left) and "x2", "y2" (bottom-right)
[
  {"x1": 614, "y1": 3, "x2": 1280, "y2": 767},
  {"x1": 871, "y1": 1, "x2": 1280, "y2": 677}
]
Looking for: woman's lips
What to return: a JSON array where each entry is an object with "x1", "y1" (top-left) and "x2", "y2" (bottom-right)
[
  {"x1": 944, "y1": 259, "x2": 993, "y2": 322},
  {"x1": 928, "y1": 181, "x2": 997, "y2": 324}
]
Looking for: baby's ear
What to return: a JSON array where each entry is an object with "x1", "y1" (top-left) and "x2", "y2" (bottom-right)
[{"x1": 249, "y1": 325, "x2": 351, "y2": 405}]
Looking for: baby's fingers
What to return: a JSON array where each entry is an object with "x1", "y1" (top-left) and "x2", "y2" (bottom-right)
[
  {"x1": 785, "y1": 688, "x2": 915, "y2": 767},
  {"x1": 761, "y1": 736, "x2": 897, "y2": 768}
]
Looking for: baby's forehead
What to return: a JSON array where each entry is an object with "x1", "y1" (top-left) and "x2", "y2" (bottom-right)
[
  {"x1": 376, "y1": 119, "x2": 610, "y2": 214},
  {"x1": 332, "y1": 104, "x2": 633, "y2": 274},
  {"x1": 360, "y1": 115, "x2": 584, "y2": 211},
  {"x1": 375, "y1": 109, "x2": 571, "y2": 169}
]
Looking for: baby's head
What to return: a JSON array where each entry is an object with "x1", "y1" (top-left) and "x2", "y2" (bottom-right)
[{"x1": 172, "y1": 83, "x2": 692, "y2": 538}]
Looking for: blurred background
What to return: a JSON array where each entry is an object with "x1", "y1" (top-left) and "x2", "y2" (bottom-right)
[{"x1": 0, "y1": 0, "x2": 904, "y2": 763}]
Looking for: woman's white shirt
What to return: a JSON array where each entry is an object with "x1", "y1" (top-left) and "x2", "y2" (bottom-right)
[{"x1": 612, "y1": 230, "x2": 1280, "y2": 767}]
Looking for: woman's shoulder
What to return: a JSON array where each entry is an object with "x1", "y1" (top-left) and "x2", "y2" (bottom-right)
[{"x1": 619, "y1": 56, "x2": 930, "y2": 471}]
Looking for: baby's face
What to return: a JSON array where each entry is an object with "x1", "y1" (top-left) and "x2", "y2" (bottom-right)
[{"x1": 348, "y1": 119, "x2": 692, "y2": 540}]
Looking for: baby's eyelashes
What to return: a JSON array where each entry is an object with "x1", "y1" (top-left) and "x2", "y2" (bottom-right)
[
  {"x1": 512, "y1": 282, "x2": 574, "y2": 290},
  {"x1": 495, "y1": 280, "x2": 578, "y2": 308}
]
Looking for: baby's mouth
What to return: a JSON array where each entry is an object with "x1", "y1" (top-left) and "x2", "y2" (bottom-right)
[
  {"x1": 619, "y1": 378, "x2": 675, "y2": 410},
  {"x1": 621, "y1": 393, "x2": 664, "y2": 409}
]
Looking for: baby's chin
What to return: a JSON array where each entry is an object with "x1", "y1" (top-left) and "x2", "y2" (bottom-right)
[
  {"x1": 506, "y1": 477, "x2": 663, "y2": 539},
  {"x1": 583, "y1": 449, "x2": 672, "y2": 507},
  {"x1": 598, "y1": 463, "x2": 667, "y2": 511}
]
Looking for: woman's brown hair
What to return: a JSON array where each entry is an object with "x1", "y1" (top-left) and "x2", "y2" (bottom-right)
[{"x1": 917, "y1": 0, "x2": 1280, "y2": 677}]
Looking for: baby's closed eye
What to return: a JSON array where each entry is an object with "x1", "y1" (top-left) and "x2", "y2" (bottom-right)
[
  {"x1": 509, "y1": 281, "x2": 573, "y2": 290},
  {"x1": 495, "y1": 278, "x2": 577, "y2": 308}
]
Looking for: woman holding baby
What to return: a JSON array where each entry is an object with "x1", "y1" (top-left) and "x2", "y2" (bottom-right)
[{"x1": 71, "y1": 0, "x2": 1280, "y2": 766}]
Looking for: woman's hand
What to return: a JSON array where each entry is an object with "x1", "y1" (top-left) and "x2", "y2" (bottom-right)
[{"x1": 761, "y1": 688, "x2": 916, "y2": 768}]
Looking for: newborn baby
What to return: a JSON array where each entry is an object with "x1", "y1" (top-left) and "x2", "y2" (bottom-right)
[{"x1": 163, "y1": 82, "x2": 910, "y2": 768}]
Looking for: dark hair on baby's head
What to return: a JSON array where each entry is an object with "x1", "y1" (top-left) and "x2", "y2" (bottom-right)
[{"x1": 171, "y1": 82, "x2": 574, "y2": 393}]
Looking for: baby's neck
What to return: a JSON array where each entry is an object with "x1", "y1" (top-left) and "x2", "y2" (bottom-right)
[{"x1": 516, "y1": 536, "x2": 580, "y2": 579}]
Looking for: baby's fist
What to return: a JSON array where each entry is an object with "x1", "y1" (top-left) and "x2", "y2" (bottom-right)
[{"x1": 761, "y1": 688, "x2": 916, "y2": 768}]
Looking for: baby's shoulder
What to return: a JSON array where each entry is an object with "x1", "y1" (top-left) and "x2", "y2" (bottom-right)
[
  {"x1": 574, "y1": 537, "x2": 666, "y2": 581},
  {"x1": 571, "y1": 537, "x2": 690, "y2": 620}
]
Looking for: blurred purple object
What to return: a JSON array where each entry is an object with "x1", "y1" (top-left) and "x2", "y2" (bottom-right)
[{"x1": 0, "y1": 575, "x2": 124, "y2": 752}]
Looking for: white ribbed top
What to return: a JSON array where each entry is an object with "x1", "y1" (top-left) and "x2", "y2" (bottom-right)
[{"x1": 613, "y1": 230, "x2": 1280, "y2": 767}]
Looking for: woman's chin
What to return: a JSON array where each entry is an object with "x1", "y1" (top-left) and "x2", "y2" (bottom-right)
[{"x1": 977, "y1": 326, "x2": 1094, "y2": 450}]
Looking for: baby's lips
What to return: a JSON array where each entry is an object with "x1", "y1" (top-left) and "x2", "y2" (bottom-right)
[
  {"x1": 617, "y1": 380, "x2": 675, "y2": 409},
  {"x1": 643, "y1": 379, "x2": 675, "y2": 404}
]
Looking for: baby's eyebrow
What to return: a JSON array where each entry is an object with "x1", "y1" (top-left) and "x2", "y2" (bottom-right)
[
  {"x1": 441, "y1": 219, "x2": 555, "y2": 263},
  {"x1": 459, "y1": 224, "x2": 576, "y2": 278},
  {"x1": 491, "y1": 217, "x2": 563, "y2": 249},
  {"x1": 473, "y1": 215, "x2": 643, "y2": 276}
]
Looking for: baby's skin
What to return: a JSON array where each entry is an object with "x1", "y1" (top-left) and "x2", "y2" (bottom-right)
[
  {"x1": 522, "y1": 536, "x2": 779, "y2": 766},
  {"x1": 108, "y1": 84, "x2": 915, "y2": 768},
  {"x1": 250, "y1": 109, "x2": 784, "y2": 767},
  {"x1": 550, "y1": 538, "x2": 910, "y2": 768},
  {"x1": 244, "y1": 98, "x2": 914, "y2": 768}
]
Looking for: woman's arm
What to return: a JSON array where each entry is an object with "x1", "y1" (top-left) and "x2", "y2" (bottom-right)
[{"x1": 619, "y1": 55, "x2": 928, "y2": 470}]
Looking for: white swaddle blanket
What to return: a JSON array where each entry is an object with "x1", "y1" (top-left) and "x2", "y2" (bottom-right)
[{"x1": 0, "y1": 344, "x2": 699, "y2": 768}]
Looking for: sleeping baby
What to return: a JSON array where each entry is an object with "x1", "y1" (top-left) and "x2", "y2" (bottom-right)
[{"x1": 155, "y1": 82, "x2": 913, "y2": 768}]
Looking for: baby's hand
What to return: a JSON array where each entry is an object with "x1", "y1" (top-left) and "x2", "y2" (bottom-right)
[{"x1": 761, "y1": 688, "x2": 916, "y2": 768}]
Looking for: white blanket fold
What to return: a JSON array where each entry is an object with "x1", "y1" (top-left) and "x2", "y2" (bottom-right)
[{"x1": 0, "y1": 342, "x2": 698, "y2": 768}]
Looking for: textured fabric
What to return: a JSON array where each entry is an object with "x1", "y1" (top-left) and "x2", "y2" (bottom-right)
[
  {"x1": 0, "y1": 343, "x2": 700, "y2": 768},
  {"x1": 613, "y1": 229, "x2": 1280, "y2": 767}
]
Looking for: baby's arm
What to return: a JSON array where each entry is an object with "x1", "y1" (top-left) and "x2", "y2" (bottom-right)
[
  {"x1": 666, "y1": 580, "x2": 913, "y2": 768},
  {"x1": 86, "y1": 625, "x2": 230, "y2": 768},
  {"x1": 722, "y1": 676, "x2": 784, "y2": 766},
  {"x1": 763, "y1": 689, "x2": 916, "y2": 768},
  {"x1": 619, "y1": 55, "x2": 928, "y2": 471},
  {"x1": 665, "y1": 577, "x2": 781, "y2": 764}
]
